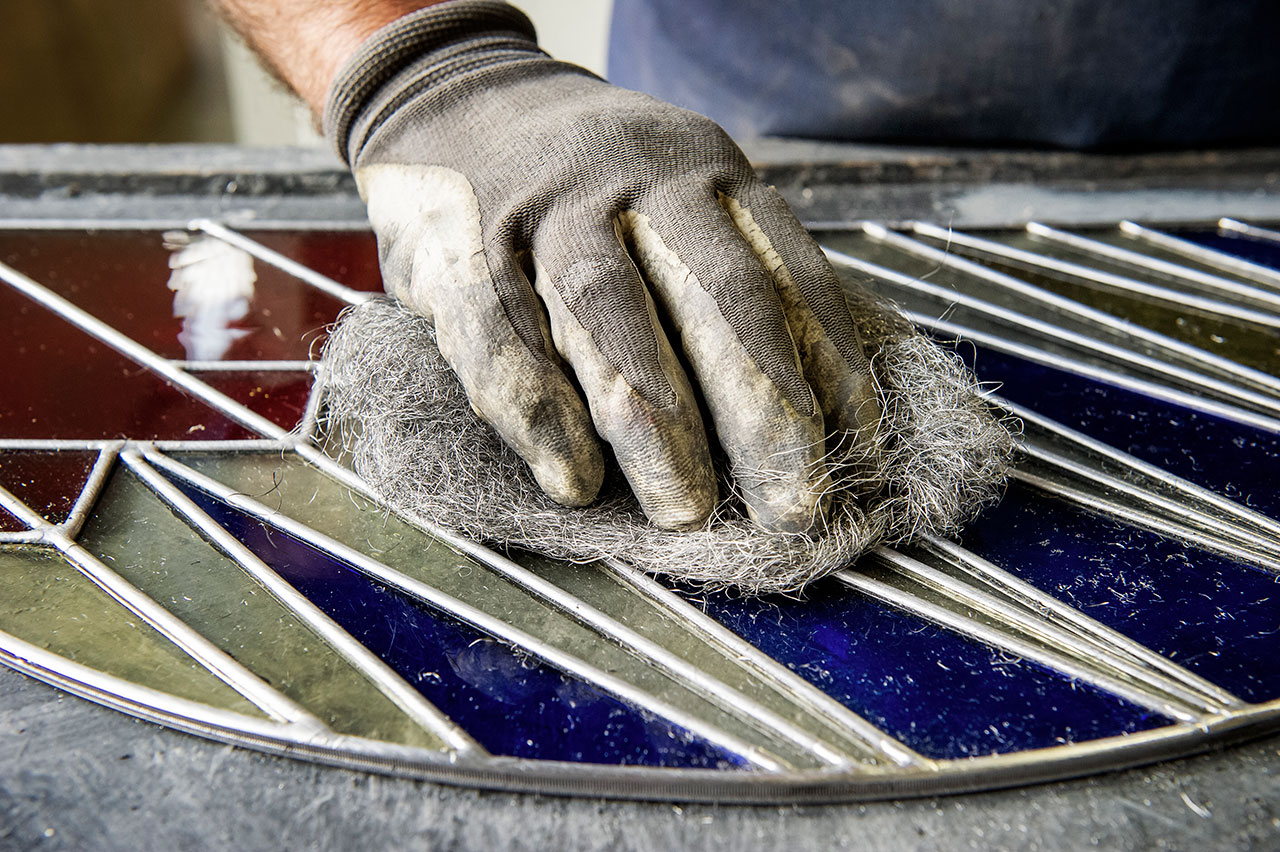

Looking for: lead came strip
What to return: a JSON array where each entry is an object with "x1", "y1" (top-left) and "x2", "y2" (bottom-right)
[
  {"x1": 122, "y1": 448, "x2": 483, "y2": 756},
  {"x1": 859, "y1": 223, "x2": 1280, "y2": 400},
  {"x1": 824, "y1": 248, "x2": 1280, "y2": 422},
  {"x1": 1025, "y1": 222, "x2": 1280, "y2": 315},
  {"x1": 191, "y1": 219, "x2": 374, "y2": 307},
  {"x1": 1120, "y1": 221, "x2": 1280, "y2": 292},
  {"x1": 141, "y1": 448, "x2": 794, "y2": 771},
  {"x1": 909, "y1": 221, "x2": 1280, "y2": 328},
  {"x1": 0, "y1": 482, "x2": 328, "y2": 730}
]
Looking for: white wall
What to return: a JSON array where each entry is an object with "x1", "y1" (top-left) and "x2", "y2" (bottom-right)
[{"x1": 223, "y1": 0, "x2": 613, "y2": 146}]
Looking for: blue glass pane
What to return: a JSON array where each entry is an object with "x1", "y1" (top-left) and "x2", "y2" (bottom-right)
[
  {"x1": 964, "y1": 482, "x2": 1280, "y2": 703},
  {"x1": 169, "y1": 477, "x2": 746, "y2": 769},
  {"x1": 682, "y1": 580, "x2": 1169, "y2": 759},
  {"x1": 1174, "y1": 229, "x2": 1280, "y2": 271},
  {"x1": 963, "y1": 345, "x2": 1280, "y2": 518}
]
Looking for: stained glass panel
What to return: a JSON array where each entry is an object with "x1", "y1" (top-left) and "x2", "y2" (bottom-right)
[
  {"x1": 78, "y1": 467, "x2": 448, "y2": 747},
  {"x1": 0, "y1": 546, "x2": 265, "y2": 715},
  {"x1": 964, "y1": 482, "x2": 1280, "y2": 703},
  {"x1": 244, "y1": 229, "x2": 384, "y2": 293},
  {"x1": 175, "y1": 477, "x2": 747, "y2": 768},
  {"x1": 683, "y1": 576, "x2": 1171, "y2": 759}
]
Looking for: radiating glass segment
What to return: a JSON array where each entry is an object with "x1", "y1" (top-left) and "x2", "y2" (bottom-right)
[
  {"x1": 679, "y1": 577, "x2": 1169, "y2": 759},
  {"x1": 0, "y1": 229, "x2": 350, "y2": 361},
  {"x1": 0, "y1": 546, "x2": 264, "y2": 715},
  {"x1": 243, "y1": 230, "x2": 384, "y2": 293},
  {"x1": 169, "y1": 476, "x2": 746, "y2": 768},
  {"x1": 513, "y1": 551, "x2": 889, "y2": 763},
  {"x1": 77, "y1": 467, "x2": 447, "y2": 748},
  {"x1": 1175, "y1": 229, "x2": 1280, "y2": 272},
  {"x1": 963, "y1": 482, "x2": 1280, "y2": 703},
  {"x1": 0, "y1": 508, "x2": 27, "y2": 532},
  {"x1": 0, "y1": 284, "x2": 254, "y2": 440},
  {"x1": 176, "y1": 451, "x2": 831, "y2": 768},
  {"x1": 0, "y1": 450, "x2": 97, "y2": 525},
  {"x1": 911, "y1": 230, "x2": 1280, "y2": 375},
  {"x1": 195, "y1": 371, "x2": 313, "y2": 432},
  {"x1": 965, "y1": 344, "x2": 1280, "y2": 518}
]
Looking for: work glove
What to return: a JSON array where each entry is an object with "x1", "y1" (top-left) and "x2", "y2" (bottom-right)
[{"x1": 323, "y1": 0, "x2": 881, "y2": 532}]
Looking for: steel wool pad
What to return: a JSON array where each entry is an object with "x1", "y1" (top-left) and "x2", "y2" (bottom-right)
[{"x1": 320, "y1": 294, "x2": 1015, "y2": 594}]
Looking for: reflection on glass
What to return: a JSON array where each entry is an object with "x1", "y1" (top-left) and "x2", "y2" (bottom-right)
[
  {"x1": 78, "y1": 468, "x2": 446, "y2": 747},
  {"x1": 0, "y1": 229, "x2": 349, "y2": 362},
  {"x1": 0, "y1": 546, "x2": 264, "y2": 715}
]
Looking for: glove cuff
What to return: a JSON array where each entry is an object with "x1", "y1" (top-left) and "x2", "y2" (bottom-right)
[{"x1": 322, "y1": 0, "x2": 541, "y2": 165}]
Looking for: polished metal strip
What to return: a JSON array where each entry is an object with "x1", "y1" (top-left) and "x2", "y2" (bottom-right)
[
  {"x1": 893, "y1": 302, "x2": 1280, "y2": 433},
  {"x1": 151, "y1": 439, "x2": 294, "y2": 452},
  {"x1": 600, "y1": 560, "x2": 929, "y2": 768},
  {"x1": 0, "y1": 481, "x2": 327, "y2": 729},
  {"x1": 284, "y1": 443, "x2": 875, "y2": 767},
  {"x1": 0, "y1": 259, "x2": 287, "y2": 440},
  {"x1": 911, "y1": 221, "x2": 1280, "y2": 328},
  {"x1": 0, "y1": 627, "x2": 336, "y2": 746},
  {"x1": 1026, "y1": 222, "x2": 1280, "y2": 314},
  {"x1": 122, "y1": 449, "x2": 481, "y2": 755},
  {"x1": 1010, "y1": 467, "x2": 1280, "y2": 574},
  {"x1": 58, "y1": 443, "x2": 122, "y2": 540},
  {"x1": 295, "y1": 369, "x2": 328, "y2": 442},
  {"x1": 870, "y1": 547, "x2": 1232, "y2": 714},
  {"x1": 826, "y1": 249, "x2": 1280, "y2": 421},
  {"x1": 1005, "y1": 396, "x2": 1280, "y2": 544},
  {"x1": 191, "y1": 219, "x2": 373, "y2": 307},
  {"x1": 832, "y1": 567, "x2": 1200, "y2": 723},
  {"x1": 142, "y1": 448, "x2": 793, "y2": 771},
  {"x1": 0, "y1": 438, "x2": 121, "y2": 451},
  {"x1": 1219, "y1": 219, "x2": 1280, "y2": 245},
  {"x1": 915, "y1": 535, "x2": 1243, "y2": 709},
  {"x1": 1017, "y1": 434, "x2": 1280, "y2": 553},
  {"x1": 1119, "y1": 221, "x2": 1280, "y2": 291},
  {"x1": 862, "y1": 222, "x2": 1280, "y2": 399},
  {"x1": 0, "y1": 530, "x2": 44, "y2": 543},
  {"x1": 175, "y1": 360, "x2": 317, "y2": 372}
]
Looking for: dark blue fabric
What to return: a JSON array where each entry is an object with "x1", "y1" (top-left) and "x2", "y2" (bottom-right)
[{"x1": 608, "y1": 0, "x2": 1280, "y2": 149}]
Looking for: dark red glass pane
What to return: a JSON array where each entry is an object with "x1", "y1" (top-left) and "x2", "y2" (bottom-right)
[
  {"x1": 0, "y1": 285, "x2": 254, "y2": 440},
  {"x1": 197, "y1": 371, "x2": 314, "y2": 432},
  {"x1": 246, "y1": 230, "x2": 383, "y2": 293},
  {"x1": 0, "y1": 230, "x2": 350, "y2": 362},
  {"x1": 0, "y1": 451, "x2": 97, "y2": 525},
  {"x1": 0, "y1": 508, "x2": 27, "y2": 532}
]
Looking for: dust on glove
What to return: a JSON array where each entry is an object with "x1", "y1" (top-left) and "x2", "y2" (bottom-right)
[{"x1": 323, "y1": 0, "x2": 881, "y2": 532}]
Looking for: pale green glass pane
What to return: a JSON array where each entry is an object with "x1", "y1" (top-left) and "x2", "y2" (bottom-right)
[
  {"x1": 78, "y1": 469, "x2": 446, "y2": 749},
  {"x1": 0, "y1": 546, "x2": 264, "y2": 716},
  {"x1": 181, "y1": 452, "x2": 839, "y2": 769},
  {"x1": 513, "y1": 551, "x2": 887, "y2": 764}
]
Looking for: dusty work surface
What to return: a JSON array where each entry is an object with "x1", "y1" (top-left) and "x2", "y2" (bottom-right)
[{"x1": 2, "y1": 667, "x2": 1277, "y2": 852}]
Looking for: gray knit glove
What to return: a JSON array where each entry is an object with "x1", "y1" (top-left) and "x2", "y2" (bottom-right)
[{"x1": 323, "y1": 0, "x2": 880, "y2": 532}]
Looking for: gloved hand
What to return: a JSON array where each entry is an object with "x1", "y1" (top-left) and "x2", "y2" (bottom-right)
[{"x1": 323, "y1": 0, "x2": 881, "y2": 532}]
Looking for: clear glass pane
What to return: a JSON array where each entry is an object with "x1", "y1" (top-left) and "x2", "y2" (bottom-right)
[
  {"x1": 77, "y1": 467, "x2": 447, "y2": 748},
  {"x1": 0, "y1": 545, "x2": 264, "y2": 716}
]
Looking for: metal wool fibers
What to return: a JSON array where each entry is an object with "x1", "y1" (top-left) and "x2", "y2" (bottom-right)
[{"x1": 319, "y1": 296, "x2": 1015, "y2": 594}]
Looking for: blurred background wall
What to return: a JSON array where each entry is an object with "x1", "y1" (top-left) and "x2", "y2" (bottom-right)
[{"x1": 0, "y1": 0, "x2": 611, "y2": 146}]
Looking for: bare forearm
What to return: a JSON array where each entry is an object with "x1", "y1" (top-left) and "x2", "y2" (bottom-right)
[{"x1": 212, "y1": 0, "x2": 448, "y2": 113}]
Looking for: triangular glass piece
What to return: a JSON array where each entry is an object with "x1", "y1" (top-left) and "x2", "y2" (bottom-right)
[{"x1": 0, "y1": 450, "x2": 97, "y2": 525}]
